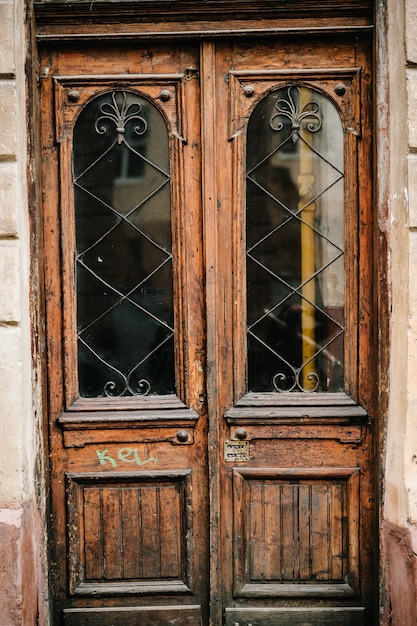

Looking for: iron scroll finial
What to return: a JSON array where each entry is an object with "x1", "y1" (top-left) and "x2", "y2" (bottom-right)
[
  {"x1": 270, "y1": 86, "x2": 322, "y2": 144},
  {"x1": 95, "y1": 91, "x2": 148, "y2": 144}
]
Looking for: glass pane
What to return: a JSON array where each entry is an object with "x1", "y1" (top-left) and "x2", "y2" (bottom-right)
[
  {"x1": 246, "y1": 86, "x2": 344, "y2": 393},
  {"x1": 73, "y1": 91, "x2": 175, "y2": 397}
]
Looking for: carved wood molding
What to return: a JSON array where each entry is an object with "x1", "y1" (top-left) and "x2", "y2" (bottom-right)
[
  {"x1": 34, "y1": 0, "x2": 373, "y2": 22},
  {"x1": 34, "y1": 0, "x2": 373, "y2": 38}
]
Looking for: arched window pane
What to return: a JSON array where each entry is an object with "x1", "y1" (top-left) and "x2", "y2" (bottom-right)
[
  {"x1": 73, "y1": 91, "x2": 175, "y2": 397},
  {"x1": 246, "y1": 86, "x2": 344, "y2": 393}
]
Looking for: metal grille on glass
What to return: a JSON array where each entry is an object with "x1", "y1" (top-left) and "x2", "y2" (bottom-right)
[
  {"x1": 246, "y1": 86, "x2": 345, "y2": 393},
  {"x1": 73, "y1": 91, "x2": 175, "y2": 397}
]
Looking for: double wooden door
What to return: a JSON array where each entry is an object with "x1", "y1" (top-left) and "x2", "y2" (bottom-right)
[{"x1": 41, "y1": 35, "x2": 375, "y2": 626}]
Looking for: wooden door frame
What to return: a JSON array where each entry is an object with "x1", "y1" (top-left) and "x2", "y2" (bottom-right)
[{"x1": 30, "y1": 1, "x2": 389, "y2": 624}]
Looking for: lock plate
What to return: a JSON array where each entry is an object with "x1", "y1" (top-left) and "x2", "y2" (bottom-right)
[{"x1": 224, "y1": 440, "x2": 250, "y2": 462}]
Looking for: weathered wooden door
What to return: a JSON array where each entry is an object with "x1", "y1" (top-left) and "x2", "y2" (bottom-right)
[{"x1": 41, "y1": 34, "x2": 375, "y2": 626}]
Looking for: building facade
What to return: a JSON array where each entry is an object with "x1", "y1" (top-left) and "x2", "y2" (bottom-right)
[{"x1": 0, "y1": 0, "x2": 416, "y2": 624}]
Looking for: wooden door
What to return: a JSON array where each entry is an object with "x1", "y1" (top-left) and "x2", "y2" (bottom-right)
[
  {"x1": 207, "y1": 38, "x2": 375, "y2": 626},
  {"x1": 40, "y1": 33, "x2": 375, "y2": 626}
]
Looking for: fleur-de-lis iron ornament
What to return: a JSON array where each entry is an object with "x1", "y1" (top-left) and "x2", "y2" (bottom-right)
[
  {"x1": 95, "y1": 91, "x2": 148, "y2": 144},
  {"x1": 270, "y1": 86, "x2": 322, "y2": 144}
]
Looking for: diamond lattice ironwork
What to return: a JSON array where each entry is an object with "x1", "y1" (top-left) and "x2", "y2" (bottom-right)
[
  {"x1": 73, "y1": 91, "x2": 174, "y2": 397},
  {"x1": 246, "y1": 86, "x2": 345, "y2": 393}
]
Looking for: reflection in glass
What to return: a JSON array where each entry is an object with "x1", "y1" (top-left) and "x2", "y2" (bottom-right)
[
  {"x1": 73, "y1": 91, "x2": 174, "y2": 397},
  {"x1": 246, "y1": 86, "x2": 344, "y2": 393}
]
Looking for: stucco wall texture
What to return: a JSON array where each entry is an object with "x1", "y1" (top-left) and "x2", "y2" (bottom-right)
[
  {"x1": 0, "y1": 0, "x2": 417, "y2": 624},
  {"x1": 0, "y1": 0, "x2": 45, "y2": 623},
  {"x1": 379, "y1": 1, "x2": 417, "y2": 624}
]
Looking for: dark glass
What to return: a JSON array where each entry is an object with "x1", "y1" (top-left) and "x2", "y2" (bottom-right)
[
  {"x1": 73, "y1": 91, "x2": 175, "y2": 397},
  {"x1": 246, "y1": 86, "x2": 344, "y2": 393}
]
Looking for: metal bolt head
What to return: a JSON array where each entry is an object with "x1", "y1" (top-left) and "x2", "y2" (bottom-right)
[
  {"x1": 159, "y1": 89, "x2": 172, "y2": 102},
  {"x1": 334, "y1": 83, "x2": 347, "y2": 96},
  {"x1": 243, "y1": 85, "x2": 255, "y2": 97},
  {"x1": 176, "y1": 429, "x2": 189, "y2": 443},
  {"x1": 67, "y1": 90, "x2": 81, "y2": 103}
]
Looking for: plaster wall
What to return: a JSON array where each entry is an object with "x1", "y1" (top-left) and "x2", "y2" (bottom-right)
[
  {"x1": 384, "y1": 0, "x2": 408, "y2": 524},
  {"x1": 0, "y1": 0, "x2": 46, "y2": 623},
  {"x1": 382, "y1": 0, "x2": 417, "y2": 623},
  {"x1": 404, "y1": 0, "x2": 417, "y2": 524}
]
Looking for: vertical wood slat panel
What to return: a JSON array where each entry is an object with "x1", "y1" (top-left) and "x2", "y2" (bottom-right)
[
  {"x1": 241, "y1": 476, "x2": 349, "y2": 585},
  {"x1": 311, "y1": 485, "x2": 330, "y2": 581},
  {"x1": 159, "y1": 485, "x2": 181, "y2": 578},
  {"x1": 298, "y1": 484, "x2": 312, "y2": 580},
  {"x1": 140, "y1": 486, "x2": 161, "y2": 578},
  {"x1": 102, "y1": 488, "x2": 123, "y2": 580},
  {"x1": 263, "y1": 485, "x2": 281, "y2": 580},
  {"x1": 248, "y1": 484, "x2": 264, "y2": 580},
  {"x1": 83, "y1": 488, "x2": 103, "y2": 580},
  {"x1": 330, "y1": 484, "x2": 343, "y2": 580},
  {"x1": 120, "y1": 488, "x2": 140, "y2": 579},
  {"x1": 281, "y1": 485, "x2": 296, "y2": 580}
]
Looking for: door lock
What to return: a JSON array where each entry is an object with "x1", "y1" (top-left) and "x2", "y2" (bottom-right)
[{"x1": 185, "y1": 67, "x2": 200, "y2": 81}]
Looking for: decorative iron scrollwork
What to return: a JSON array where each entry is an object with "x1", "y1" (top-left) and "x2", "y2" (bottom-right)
[
  {"x1": 95, "y1": 91, "x2": 148, "y2": 144},
  {"x1": 103, "y1": 375, "x2": 151, "y2": 397},
  {"x1": 273, "y1": 369, "x2": 320, "y2": 393},
  {"x1": 270, "y1": 86, "x2": 322, "y2": 144},
  {"x1": 79, "y1": 337, "x2": 155, "y2": 397}
]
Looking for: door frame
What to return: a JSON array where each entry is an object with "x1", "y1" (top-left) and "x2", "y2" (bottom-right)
[{"x1": 30, "y1": 1, "x2": 389, "y2": 623}]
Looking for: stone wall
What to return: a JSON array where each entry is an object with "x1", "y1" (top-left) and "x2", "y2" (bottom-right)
[{"x1": 0, "y1": 0, "x2": 46, "y2": 624}]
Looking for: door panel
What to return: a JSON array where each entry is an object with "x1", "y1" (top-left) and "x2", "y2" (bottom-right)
[
  {"x1": 232, "y1": 468, "x2": 360, "y2": 598},
  {"x1": 66, "y1": 471, "x2": 193, "y2": 596},
  {"x1": 41, "y1": 35, "x2": 375, "y2": 625}
]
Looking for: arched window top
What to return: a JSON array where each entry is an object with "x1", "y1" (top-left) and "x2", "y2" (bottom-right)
[{"x1": 73, "y1": 90, "x2": 170, "y2": 192}]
